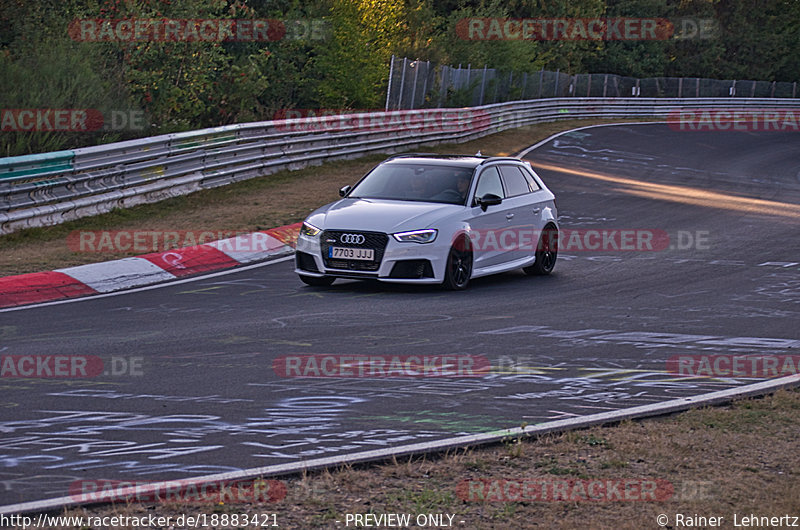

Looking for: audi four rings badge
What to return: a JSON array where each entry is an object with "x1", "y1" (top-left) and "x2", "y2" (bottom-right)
[{"x1": 340, "y1": 234, "x2": 366, "y2": 244}]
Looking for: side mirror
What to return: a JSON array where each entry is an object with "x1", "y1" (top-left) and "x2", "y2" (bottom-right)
[
  {"x1": 476, "y1": 193, "x2": 502, "y2": 211},
  {"x1": 339, "y1": 185, "x2": 351, "y2": 197}
]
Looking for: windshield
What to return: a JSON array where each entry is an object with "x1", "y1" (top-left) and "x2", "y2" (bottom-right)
[{"x1": 349, "y1": 163, "x2": 475, "y2": 205}]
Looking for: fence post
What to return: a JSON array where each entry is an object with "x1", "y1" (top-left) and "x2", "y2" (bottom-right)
[
  {"x1": 603, "y1": 74, "x2": 608, "y2": 97},
  {"x1": 554, "y1": 69, "x2": 560, "y2": 97},
  {"x1": 479, "y1": 65, "x2": 487, "y2": 105},
  {"x1": 751, "y1": 80, "x2": 756, "y2": 98},
  {"x1": 508, "y1": 71, "x2": 513, "y2": 102},
  {"x1": 438, "y1": 65, "x2": 447, "y2": 107},
  {"x1": 420, "y1": 60, "x2": 430, "y2": 108},
  {"x1": 409, "y1": 59, "x2": 420, "y2": 110},
  {"x1": 678, "y1": 77, "x2": 683, "y2": 98},
  {"x1": 587, "y1": 74, "x2": 592, "y2": 97},
  {"x1": 794, "y1": 82, "x2": 797, "y2": 98},
  {"x1": 696, "y1": 78, "x2": 700, "y2": 97},
  {"x1": 397, "y1": 57, "x2": 408, "y2": 110},
  {"x1": 522, "y1": 72, "x2": 528, "y2": 100},
  {"x1": 538, "y1": 68, "x2": 544, "y2": 98},
  {"x1": 770, "y1": 81, "x2": 776, "y2": 98},
  {"x1": 385, "y1": 55, "x2": 395, "y2": 111},
  {"x1": 730, "y1": 80, "x2": 736, "y2": 97},
  {"x1": 466, "y1": 64, "x2": 472, "y2": 103}
]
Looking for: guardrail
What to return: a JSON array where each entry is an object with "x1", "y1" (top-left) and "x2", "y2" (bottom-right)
[{"x1": 2, "y1": 97, "x2": 800, "y2": 234}]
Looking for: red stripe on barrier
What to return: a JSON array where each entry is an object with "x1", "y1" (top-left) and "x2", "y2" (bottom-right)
[
  {"x1": 0, "y1": 271, "x2": 97, "y2": 308},
  {"x1": 140, "y1": 244, "x2": 239, "y2": 277}
]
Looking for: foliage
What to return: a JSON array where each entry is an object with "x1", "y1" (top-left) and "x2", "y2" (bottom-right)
[{"x1": 0, "y1": 0, "x2": 798, "y2": 156}]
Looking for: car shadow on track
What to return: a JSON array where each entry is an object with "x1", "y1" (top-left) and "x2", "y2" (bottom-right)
[{"x1": 296, "y1": 270, "x2": 561, "y2": 295}]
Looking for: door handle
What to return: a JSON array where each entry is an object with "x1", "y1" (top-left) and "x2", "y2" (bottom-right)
[
  {"x1": 506, "y1": 213, "x2": 515, "y2": 220},
  {"x1": 532, "y1": 208, "x2": 541, "y2": 214}
]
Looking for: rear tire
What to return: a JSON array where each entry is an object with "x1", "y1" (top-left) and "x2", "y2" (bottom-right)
[
  {"x1": 299, "y1": 275, "x2": 335, "y2": 287},
  {"x1": 524, "y1": 225, "x2": 557, "y2": 276},
  {"x1": 442, "y1": 237, "x2": 473, "y2": 290}
]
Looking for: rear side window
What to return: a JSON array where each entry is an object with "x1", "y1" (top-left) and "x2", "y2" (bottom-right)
[
  {"x1": 474, "y1": 167, "x2": 505, "y2": 199},
  {"x1": 519, "y1": 165, "x2": 542, "y2": 190},
  {"x1": 499, "y1": 165, "x2": 536, "y2": 196}
]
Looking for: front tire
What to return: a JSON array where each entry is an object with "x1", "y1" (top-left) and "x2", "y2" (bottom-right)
[
  {"x1": 299, "y1": 275, "x2": 335, "y2": 287},
  {"x1": 524, "y1": 225, "x2": 557, "y2": 276},
  {"x1": 442, "y1": 237, "x2": 473, "y2": 290}
]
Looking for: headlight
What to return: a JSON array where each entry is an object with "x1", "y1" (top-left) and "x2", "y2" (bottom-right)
[
  {"x1": 392, "y1": 229, "x2": 438, "y2": 243},
  {"x1": 300, "y1": 222, "x2": 321, "y2": 237}
]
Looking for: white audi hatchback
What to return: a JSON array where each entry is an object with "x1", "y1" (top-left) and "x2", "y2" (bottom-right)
[{"x1": 295, "y1": 154, "x2": 559, "y2": 289}]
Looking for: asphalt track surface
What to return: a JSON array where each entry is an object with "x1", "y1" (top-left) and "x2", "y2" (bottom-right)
[{"x1": 1, "y1": 124, "x2": 799, "y2": 508}]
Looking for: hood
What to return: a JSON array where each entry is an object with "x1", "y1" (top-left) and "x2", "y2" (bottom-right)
[{"x1": 307, "y1": 198, "x2": 463, "y2": 233}]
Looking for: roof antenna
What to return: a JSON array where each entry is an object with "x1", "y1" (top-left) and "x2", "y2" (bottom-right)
[{"x1": 475, "y1": 150, "x2": 481, "y2": 156}]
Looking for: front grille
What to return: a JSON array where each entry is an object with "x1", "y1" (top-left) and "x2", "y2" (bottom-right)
[
  {"x1": 296, "y1": 251, "x2": 319, "y2": 272},
  {"x1": 321, "y1": 230, "x2": 388, "y2": 272}
]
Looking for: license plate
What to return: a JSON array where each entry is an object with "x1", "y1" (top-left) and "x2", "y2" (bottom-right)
[{"x1": 329, "y1": 246, "x2": 374, "y2": 261}]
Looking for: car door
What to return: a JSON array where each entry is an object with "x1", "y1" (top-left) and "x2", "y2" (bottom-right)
[
  {"x1": 493, "y1": 164, "x2": 540, "y2": 265},
  {"x1": 467, "y1": 165, "x2": 516, "y2": 269}
]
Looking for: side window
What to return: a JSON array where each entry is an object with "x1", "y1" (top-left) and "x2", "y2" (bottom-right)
[
  {"x1": 519, "y1": 165, "x2": 542, "y2": 191},
  {"x1": 474, "y1": 167, "x2": 505, "y2": 200},
  {"x1": 499, "y1": 165, "x2": 533, "y2": 197}
]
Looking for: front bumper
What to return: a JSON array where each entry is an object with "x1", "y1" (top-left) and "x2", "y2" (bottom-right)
[{"x1": 295, "y1": 230, "x2": 447, "y2": 284}]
